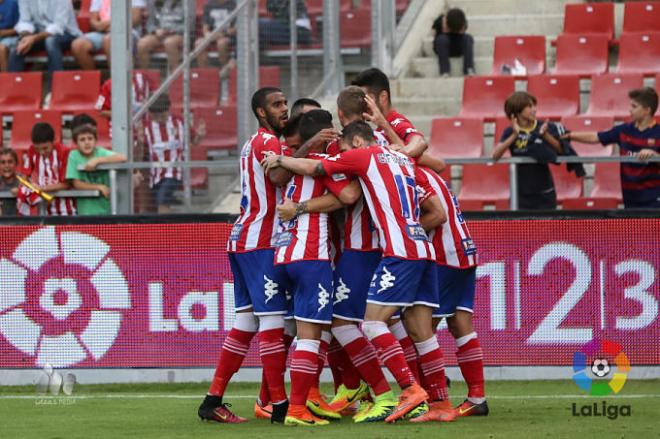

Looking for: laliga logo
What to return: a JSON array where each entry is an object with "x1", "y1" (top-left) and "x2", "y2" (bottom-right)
[
  {"x1": 572, "y1": 338, "x2": 630, "y2": 396},
  {"x1": 0, "y1": 227, "x2": 130, "y2": 368}
]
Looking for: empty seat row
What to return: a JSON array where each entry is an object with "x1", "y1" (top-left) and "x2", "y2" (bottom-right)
[{"x1": 562, "y1": 1, "x2": 660, "y2": 40}]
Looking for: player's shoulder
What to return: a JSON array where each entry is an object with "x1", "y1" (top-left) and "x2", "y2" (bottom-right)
[{"x1": 387, "y1": 109, "x2": 412, "y2": 125}]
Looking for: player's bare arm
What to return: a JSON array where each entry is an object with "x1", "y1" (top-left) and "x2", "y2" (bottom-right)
[
  {"x1": 562, "y1": 131, "x2": 600, "y2": 144},
  {"x1": 277, "y1": 194, "x2": 343, "y2": 221},
  {"x1": 416, "y1": 154, "x2": 446, "y2": 173},
  {"x1": 419, "y1": 194, "x2": 447, "y2": 232},
  {"x1": 262, "y1": 154, "x2": 326, "y2": 176}
]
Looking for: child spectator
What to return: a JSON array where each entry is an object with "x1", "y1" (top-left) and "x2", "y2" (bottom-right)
[
  {"x1": 142, "y1": 94, "x2": 205, "y2": 213},
  {"x1": 0, "y1": 147, "x2": 19, "y2": 215},
  {"x1": 9, "y1": 0, "x2": 81, "y2": 76},
  {"x1": 95, "y1": 71, "x2": 154, "y2": 119},
  {"x1": 0, "y1": 0, "x2": 19, "y2": 71},
  {"x1": 565, "y1": 87, "x2": 660, "y2": 209},
  {"x1": 71, "y1": 0, "x2": 147, "y2": 70},
  {"x1": 194, "y1": 0, "x2": 236, "y2": 69},
  {"x1": 493, "y1": 91, "x2": 564, "y2": 210},
  {"x1": 259, "y1": 0, "x2": 311, "y2": 47},
  {"x1": 432, "y1": 7, "x2": 474, "y2": 77},
  {"x1": 66, "y1": 124, "x2": 127, "y2": 215},
  {"x1": 18, "y1": 122, "x2": 75, "y2": 216},
  {"x1": 137, "y1": 0, "x2": 187, "y2": 71}
]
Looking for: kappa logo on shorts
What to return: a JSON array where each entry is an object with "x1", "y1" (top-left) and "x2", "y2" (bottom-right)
[
  {"x1": 377, "y1": 267, "x2": 396, "y2": 293},
  {"x1": 263, "y1": 275, "x2": 279, "y2": 303},
  {"x1": 334, "y1": 278, "x2": 350, "y2": 305},
  {"x1": 317, "y1": 284, "x2": 330, "y2": 311}
]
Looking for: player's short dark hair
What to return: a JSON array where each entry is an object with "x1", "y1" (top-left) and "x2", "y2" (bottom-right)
[
  {"x1": 72, "y1": 124, "x2": 98, "y2": 142},
  {"x1": 299, "y1": 109, "x2": 333, "y2": 143},
  {"x1": 149, "y1": 94, "x2": 171, "y2": 114},
  {"x1": 351, "y1": 68, "x2": 391, "y2": 104},
  {"x1": 282, "y1": 114, "x2": 303, "y2": 138},
  {"x1": 446, "y1": 8, "x2": 467, "y2": 33},
  {"x1": 71, "y1": 113, "x2": 97, "y2": 131},
  {"x1": 337, "y1": 86, "x2": 368, "y2": 119},
  {"x1": 504, "y1": 91, "x2": 538, "y2": 119},
  {"x1": 0, "y1": 147, "x2": 18, "y2": 163},
  {"x1": 629, "y1": 87, "x2": 658, "y2": 115},
  {"x1": 251, "y1": 87, "x2": 282, "y2": 118},
  {"x1": 31, "y1": 122, "x2": 55, "y2": 144},
  {"x1": 341, "y1": 120, "x2": 375, "y2": 145},
  {"x1": 290, "y1": 97, "x2": 321, "y2": 118}
]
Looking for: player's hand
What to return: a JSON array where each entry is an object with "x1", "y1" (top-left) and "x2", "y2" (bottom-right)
[
  {"x1": 363, "y1": 95, "x2": 388, "y2": 128},
  {"x1": 637, "y1": 148, "x2": 658, "y2": 161},
  {"x1": 98, "y1": 185, "x2": 110, "y2": 199},
  {"x1": 261, "y1": 154, "x2": 281, "y2": 171},
  {"x1": 277, "y1": 198, "x2": 297, "y2": 222},
  {"x1": 308, "y1": 128, "x2": 340, "y2": 148},
  {"x1": 511, "y1": 115, "x2": 520, "y2": 134},
  {"x1": 84, "y1": 158, "x2": 100, "y2": 171}
]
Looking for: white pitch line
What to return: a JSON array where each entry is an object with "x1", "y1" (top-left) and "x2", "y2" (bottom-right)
[{"x1": 1, "y1": 394, "x2": 660, "y2": 400}]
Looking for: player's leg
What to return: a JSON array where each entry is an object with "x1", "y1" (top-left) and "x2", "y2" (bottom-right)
[
  {"x1": 198, "y1": 253, "x2": 255, "y2": 424},
  {"x1": 363, "y1": 257, "x2": 429, "y2": 422},
  {"x1": 446, "y1": 267, "x2": 487, "y2": 416},
  {"x1": 306, "y1": 328, "x2": 341, "y2": 419},
  {"x1": 388, "y1": 317, "x2": 422, "y2": 382},
  {"x1": 285, "y1": 261, "x2": 334, "y2": 426}
]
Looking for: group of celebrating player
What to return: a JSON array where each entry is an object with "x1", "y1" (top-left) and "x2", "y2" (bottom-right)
[{"x1": 197, "y1": 68, "x2": 488, "y2": 426}]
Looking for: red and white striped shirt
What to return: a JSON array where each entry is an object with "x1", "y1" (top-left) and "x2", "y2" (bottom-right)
[
  {"x1": 20, "y1": 143, "x2": 76, "y2": 216},
  {"x1": 419, "y1": 166, "x2": 478, "y2": 268},
  {"x1": 96, "y1": 72, "x2": 153, "y2": 113},
  {"x1": 275, "y1": 153, "x2": 350, "y2": 264},
  {"x1": 376, "y1": 109, "x2": 423, "y2": 145},
  {"x1": 143, "y1": 115, "x2": 185, "y2": 188},
  {"x1": 228, "y1": 128, "x2": 283, "y2": 253},
  {"x1": 322, "y1": 146, "x2": 435, "y2": 260}
]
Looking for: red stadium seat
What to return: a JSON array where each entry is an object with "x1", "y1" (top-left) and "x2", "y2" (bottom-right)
[
  {"x1": 190, "y1": 147, "x2": 209, "y2": 189},
  {"x1": 491, "y1": 35, "x2": 546, "y2": 76},
  {"x1": 585, "y1": 73, "x2": 644, "y2": 119},
  {"x1": 340, "y1": 10, "x2": 371, "y2": 47},
  {"x1": 10, "y1": 111, "x2": 62, "y2": 152},
  {"x1": 459, "y1": 76, "x2": 515, "y2": 121},
  {"x1": 193, "y1": 106, "x2": 238, "y2": 155},
  {"x1": 0, "y1": 72, "x2": 43, "y2": 114},
  {"x1": 560, "y1": 116, "x2": 615, "y2": 156},
  {"x1": 50, "y1": 70, "x2": 101, "y2": 114},
  {"x1": 550, "y1": 164, "x2": 583, "y2": 201},
  {"x1": 562, "y1": 197, "x2": 620, "y2": 209},
  {"x1": 527, "y1": 74, "x2": 580, "y2": 120},
  {"x1": 458, "y1": 163, "x2": 510, "y2": 210},
  {"x1": 169, "y1": 68, "x2": 220, "y2": 110},
  {"x1": 428, "y1": 118, "x2": 483, "y2": 158},
  {"x1": 228, "y1": 66, "x2": 281, "y2": 103},
  {"x1": 306, "y1": 0, "x2": 352, "y2": 15},
  {"x1": 553, "y1": 34, "x2": 610, "y2": 77},
  {"x1": 623, "y1": 2, "x2": 660, "y2": 33},
  {"x1": 591, "y1": 162, "x2": 622, "y2": 200},
  {"x1": 562, "y1": 3, "x2": 615, "y2": 40},
  {"x1": 616, "y1": 32, "x2": 660, "y2": 75}
]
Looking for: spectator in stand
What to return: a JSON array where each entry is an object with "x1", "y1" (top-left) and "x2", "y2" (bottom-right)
[
  {"x1": 259, "y1": 0, "x2": 311, "y2": 47},
  {"x1": 96, "y1": 71, "x2": 154, "y2": 119},
  {"x1": 492, "y1": 92, "x2": 564, "y2": 210},
  {"x1": 194, "y1": 0, "x2": 236, "y2": 69},
  {"x1": 9, "y1": 0, "x2": 81, "y2": 75},
  {"x1": 142, "y1": 95, "x2": 205, "y2": 213},
  {"x1": 0, "y1": 147, "x2": 19, "y2": 216},
  {"x1": 432, "y1": 7, "x2": 474, "y2": 77},
  {"x1": 71, "y1": 0, "x2": 147, "y2": 70},
  {"x1": 17, "y1": 122, "x2": 76, "y2": 216},
  {"x1": 66, "y1": 124, "x2": 127, "y2": 215},
  {"x1": 137, "y1": 0, "x2": 187, "y2": 72},
  {"x1": 564, "y1": 87, "x2": 660, "y2": 209},
  {"x1": 0, "y1": 0, "x2": 19, "y2": 71}
]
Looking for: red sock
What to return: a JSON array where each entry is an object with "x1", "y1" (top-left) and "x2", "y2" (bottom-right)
[
  {"x1": 208, "y1": 328, "x2": 255, "y2": 396},
  {"x1": 327, "y1": 339, "x2": 362, "y2": 390},
  {"x1": 418, "y1": 347, "x2": 449, "y2": 401},
  {"x1": 327, "y1": 340, "x2": 344, "y2": 391},
  {"x1": 259, "y1": 328, "x2": 287, "y2": 402},
  {"x1": 370, "y1": 332, "x2": 415, "y2": 388},
  {"x1": 456, "y1": 337, "x2": 485, "y2": 400},
  {"x1": 289, "y1": 341, "x2": 320, "y2": 406},
  {"x1": 398, "y1": 335, "x2": 421, "y2": 383},
  {"x1": 343, "y1": 335, "x2": 390, "y2": 395},
  {"x1": 311, "y1": 336, "x2": 330, "y2": 390},
  {"x1": 258, "y1": 371, "x2": 270, "y2": 405}
]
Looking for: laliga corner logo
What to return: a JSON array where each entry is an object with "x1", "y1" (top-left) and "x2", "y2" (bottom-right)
[
  {"x1": 0, "y1": 227, "x2": 131, "y2": 368},
  {"x1": 572, "y1": 338, "x2": 630, "y2": 396}
]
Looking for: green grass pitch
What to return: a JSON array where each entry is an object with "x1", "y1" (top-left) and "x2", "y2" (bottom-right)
[{"x1": 1, "y1": 379, "x2": 659, "y2": 439}]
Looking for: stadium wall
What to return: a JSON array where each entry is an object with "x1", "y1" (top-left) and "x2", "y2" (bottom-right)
[{"x1": 0, "y1": 214, "x2": 658, "y2": 385}]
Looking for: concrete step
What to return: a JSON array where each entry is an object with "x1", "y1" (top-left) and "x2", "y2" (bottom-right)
[
  {"x1": 393, "y1": 97, "x2": 462, "y2": 119},
  {"x1": 463, "y1": 14, "x2": 564, "y2": 38},
  {"x1": 446, "y1": 0, "x2": 576, "y2": 16},
  {"x1": 411, "y1": 55, "x2": 493, "y2": 77},
  {"x1": 421, "y1": 35, "x2": 557, "y2": 59},
  {"x1": 391, "y1": 77, "x2": 464, "y2": 99}
]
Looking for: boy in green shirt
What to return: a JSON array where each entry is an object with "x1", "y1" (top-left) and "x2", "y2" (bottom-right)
[{"x1": 66, "y1": 124, "x2": 127, "y2": 215}]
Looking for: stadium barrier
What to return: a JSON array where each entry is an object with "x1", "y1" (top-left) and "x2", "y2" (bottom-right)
[{"x1": 0, "y1": 212, "x2": 657, "y2": 384}]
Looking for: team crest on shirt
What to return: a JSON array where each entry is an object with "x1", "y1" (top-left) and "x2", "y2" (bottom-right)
[
  {"x1": 263, "y1": 275, "x2": 280, "y2": 303},
  {"x1": 318, "y1": 284, "x2": 330, "y2": 311},
  {"x1": 229, "y1": 224, "x2": 243, "y2": 241},
  {"x1": 334, "y1": 278, "x2": 350, "y2": 304},
  {"x1": 461, "y1": 238, "x2": 477, "y2": 256}
]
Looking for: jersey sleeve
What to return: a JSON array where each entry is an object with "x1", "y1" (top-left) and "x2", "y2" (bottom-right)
[
  {"x1": 414, "y1": 166, "x2": 437, "y2": 205},
  {"x1": 96, "y1": 79, "x2": 112, "y2": 111},
  {"x1": 391, "y1": 115, "x2": 423, "y2": 143},
  {"x1": 254, "y1": 133, "x2": 283, "y2": 161},
  {"x1": 321, "y1": 147, "x2": 370, "y2": 177},
  {"x1": 597, "y1": 124, "x2": 623, "y2": 146},
  {"x1": 58, "y1": 146, "x2": 70, "y2": 183},
  {"x1": 321, "y1": 173, "x2": 352, "y2": 197}
]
